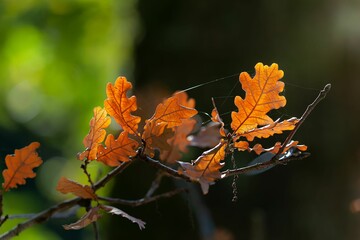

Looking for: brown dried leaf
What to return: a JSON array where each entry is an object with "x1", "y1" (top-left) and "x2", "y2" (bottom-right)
[
  {"x1": 188, "y1": 122, "x2": 222, "y2": 149},
  {"x1": 101, "y1": 205, "x2": 146, "y2": 230},
  {"x1": 56, "y1": 177, "x2": 97, "y2": 200},
  {"x1": 63, "y1": 207, "x2": 101, "y2": 230}
]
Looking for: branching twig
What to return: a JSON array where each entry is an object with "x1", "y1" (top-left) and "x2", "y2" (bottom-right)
[
  {"x1": 0, "y1": 198, "x2": 81, "y2": 240},
  {"x1": 273, "y1": 83, "x2": 331, "y2": 161},
  {"x1": 222, "y1": 152, "x2": 311, "y2": 178},
  {"x1": 223, "y1": 83, "x2": 330, "y2": 178},
  {"x1": 0, "y1": 161, "x2": 133, "y2": 239},
  {"x1": 81, "y1": 160, "x2": 95, "y2": 188},
  {"x1": 98, "y1": 188, "x2": 187, "y2": 207}
]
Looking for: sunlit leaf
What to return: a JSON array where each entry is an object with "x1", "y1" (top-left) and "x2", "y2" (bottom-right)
[
  {"x1": 2, "y1": 142, "x2": 42, "y2": 191},
  {"x1": 105, "y1": 77, "x2": 141, "y2": 135},
  {"x1": 97, "y1": 132, "x2": 139, "y2": 167},
  {"x1": 78, "y1": 107, "x2": 111, "y2": 161},
  {"x1": 178, "y1": 141, "x2": 227, "y2": 194},
  {"x1": 56, "y1": 177, "x2": 97, "y2": 200},
  {"x1": 231, "y1": 63, "x2": 286, "y2": 135}
]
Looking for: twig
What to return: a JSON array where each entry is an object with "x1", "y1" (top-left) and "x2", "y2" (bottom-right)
[
  {"x1": 92, "y1": 221, "x2": 99, "y2": 240},
  {"x1": 274, "y1": 83, "x2": 331, "y2": 160},
  {"x1": 93, "y1": 161, "x2": 132, "y2": 191},
  {"x1": 0, "y1": 206, "x2": 79, "y2": 221},
  {"x1": 145, "y1": 171, "x2": 165, "y2": 198},
  {"x1": 0, "y1": 161, "x2": 133, "y2": 239},
  {"x1": 223, "y1": 83, "x2": 330, "y2": 179},
  {"x1": 0, "y1": 198, "x2": 81, "y2": 240},
  {"x1": 98, "y1": 188, "x2": 187, "y2": 207},
  {"x1": 222, "y1": 152, "x2": 310, "y2": 178},
  {"x1": 81, "y1": 160, "x2": 95, "y2": 188},
  {"x1": 137, "y1": 154, "x2": 192, "y2": 182}
]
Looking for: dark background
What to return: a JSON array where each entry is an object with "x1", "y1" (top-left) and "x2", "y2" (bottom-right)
[{"x1": 0, "y1": 0, "x2": 359, "y2": 239}]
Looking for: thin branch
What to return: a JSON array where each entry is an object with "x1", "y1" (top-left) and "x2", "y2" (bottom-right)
[
  {"x1": 222, "y1": 152, "x2": 310, "y2": 178},
  {"x1": 81, "y1": 160, "x2": 95, "y2": 188},
  {"x1": 98, "y1": 188, "x2": 187, "y2": 207},
  {"x1": 0, "y1": 198, "x2": 81, "y2": 240},
  {"x1": 223, "y1": 84, "x2": 330, "y2": 179},
  {"x1": 137, "y1": 154, "x2": 192, "y2": 182},
  {"x1": 93, "y1": 161, "x2": 132, "y2": 191},
  {"x1": 274, "y1": 83, "x2": 331, "y2": 160},
  {"x1": 145, "y1": 171, "x2": 165, "y2": 198},
  {"x1": 92, "y1": 221, "x2": 99, "y2": 240},
  {"x1": 0, "y1": 161, "x2": 133, "y2": 239}
]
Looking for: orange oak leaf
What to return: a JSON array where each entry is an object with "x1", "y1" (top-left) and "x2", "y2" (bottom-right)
[
  {"x1": 105, "y1": 77, "x2": 141, "y2": 135},
  {"x1": 97, "y1": 132, "x2": 139, "y2": 167},
  {"x1": 143, "y1": 121, "x2": 174, "y2": 157},
  {"x1": 231, "y1": 63, "x2": 286, "y2": 135},
  {"x1": 101, "y1": 205, "x2": 146, "y2": 230},
  {"x1": 147, "y1": 95, "x2": 198, "y2": 129},
  {"x1": 142, "y1": 93, "x2": 197, "y2": 157},
  {"x1": 179, "y1": 141, "x2": 227, "y2": 194},
  {"x1": 63, "y1": 207, "x2": 102, "y2": 230},
  {"x1": 251, "y1": 140, "x2": 307, "y2": 155},
  {"x1": 160, "y1": 118, "x2": 196, "y2": 164},
  {"x1": 78, "y1": 107, "x2": 111, "y2": 161},
  {"x1": 240, "y1": 117, "x2": 299, "y2": 141},
  {"x1": 56, "y1": 177, "x2": 97, "y2": 200},
  {"x1": 172, "y1": 91, "x2": 196, "y2": 108},
  {"x1": 2, "y1": 142, "x2": 42, "y2": 191}
]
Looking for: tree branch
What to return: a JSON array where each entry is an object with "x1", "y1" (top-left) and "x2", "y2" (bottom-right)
[
  {"x1": 0, "y1": 197, "x2": 81, "y2": 240},
  {"x1": 98, "y1": 188, "x2": 187, "y2": 207},
  {"x1": 0, "y1": 161, "x2": 133, "y2": 239}
]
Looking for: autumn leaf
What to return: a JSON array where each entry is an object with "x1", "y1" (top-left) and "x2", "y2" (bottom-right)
[
  {"x1": 188, "y1": 122, "x2": 222, "y2": 149},
  {"x1": 78, "y1": 107, "x2": 111, "y2": 161},
  {"x1": 142, "y1": 121, "x2": 174, "y2": 157},
  {"x1": 63, "y1": 207, "x2": 102, "y2": 230},
  {"x1": 2, "y1": 142, "x2": 42, "y2": 191},
  {"x1": 56, "y1": 177, "x2": 97, "y2": 200},
  {"x1": 240, "y1": 117, "x2": 299, "y2": 141},
  {"x1": 231, "y1": 63, "x2": 286, "y2": 135},
  {"x1": 97, "y1": 132, "x2": 139, "y2": 167},
  {"x1": 142, "y1": 92, "x2": 197, "y2": 157},
  {"x1": 101, "y1": 205, "x2": 146, "y2": 230},
  {"x1": 146, "y1": 95, "x2": 198, "y2": 129},
  {"x1": 105, "y1": 76, "x2": 141, "y2": 135},
  {"x1": 179, "y1": 141, "x2": 227, "y2": 194},
  {"x1": 251, "y1": 140, "x2": 307, "y2": 155},
  {"x1": 160, "y1": 118, "x2": 196, "y2": 164}
]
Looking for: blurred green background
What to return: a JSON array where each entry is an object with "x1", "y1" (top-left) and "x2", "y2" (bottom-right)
[{"x1": 0, "y1": 0, "x2": 360, "y2": 239}]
